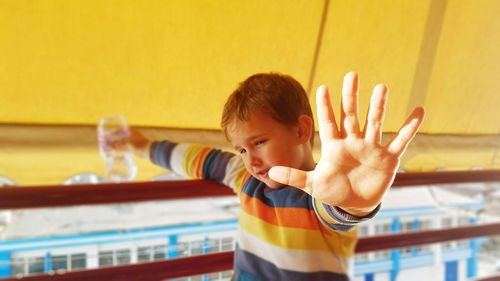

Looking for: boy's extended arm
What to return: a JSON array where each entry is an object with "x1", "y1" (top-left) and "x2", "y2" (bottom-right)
[
  {"x1": 128, "y1": 128, "x2": 248, "y2": 192},
  {"x1": 269, "y1": 72, "x2": 425, "y2": 218}
]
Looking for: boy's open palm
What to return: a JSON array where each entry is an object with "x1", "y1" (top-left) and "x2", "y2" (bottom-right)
[{"x1": 269, "y1": 72, "x2": 425, "y2": 216}]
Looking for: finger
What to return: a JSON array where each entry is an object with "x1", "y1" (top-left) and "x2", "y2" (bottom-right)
[
  {"x1": 386, "y1": 107, "x2": 425, "y2": 156},
  {"x1": 340, "y1": 72, "x2": 360, "y2": 138},
  {"x1": 268, "y1": 166, "x2": 314, "y2": 194},
  {"x1": 363, "y1": 84, "x2": 388, "y2": 143},
  {"x1": 316, "y1": 85, "x2": 339, "y2": 142}
]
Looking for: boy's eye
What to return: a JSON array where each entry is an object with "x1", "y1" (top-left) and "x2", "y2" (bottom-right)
[{"x1": 255, "y1": 140, "x2": 266, "y2": 146}]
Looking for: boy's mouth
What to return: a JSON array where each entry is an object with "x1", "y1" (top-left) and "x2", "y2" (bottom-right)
[{"x1": 256, "y1": 169, "x2": 269, "y2": 177}]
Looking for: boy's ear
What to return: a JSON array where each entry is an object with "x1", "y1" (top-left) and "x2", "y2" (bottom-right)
[{"x1": 297, "y1": 115, "x2": 313, "y2": 144}]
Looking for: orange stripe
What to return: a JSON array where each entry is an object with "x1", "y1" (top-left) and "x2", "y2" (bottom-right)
[
  {"x1": 194, "y1": 147, "x2": 211, "y2": 178},
  {"x1": 240, "y1": 192, "x2": 320, "y2": 230},
  {"x1": 240, "y1": 173, "x2": 251, "y2": 189}
]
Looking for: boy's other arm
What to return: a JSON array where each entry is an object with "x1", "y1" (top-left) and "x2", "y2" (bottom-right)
[
  {"x1": 269, "y1": 72, "x2": 425, "y2": 217},
  {"x1": 128, "y1": 128, "x2": 249, "y2": 192}
]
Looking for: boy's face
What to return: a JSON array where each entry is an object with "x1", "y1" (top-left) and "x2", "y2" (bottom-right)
[{"x1": 227, "y1": 112, "x2": 307, "y2": 189}]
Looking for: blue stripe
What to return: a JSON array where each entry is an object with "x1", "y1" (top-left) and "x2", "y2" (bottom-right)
[
  {"x1": 151, "y1": 141, "x2": 166, "y2": 168},
  {"x1": 202, "y1": 150, "x2": 219, "y2": 179},
  {"x1": 151, "y1": 141, "x2": 177, "y2": 170},
  {"x1": 210, "y1": 151, "x2": 234, "y2": 182},
  {"x1": 234, "y1": 246, "x2": 349, "y2": 281},
  {"x1": 241, "y1": 177, "x2": 313, "y2": 209},
  {"x1": 323, "y1": 204, "x2": 380, "y2": 226},
  {"x1": 322, "y1": 205, "x2": 353, "y2": 224},
  {"x1": 203, "y1": 150, "x2": 234, "y2": 183}
]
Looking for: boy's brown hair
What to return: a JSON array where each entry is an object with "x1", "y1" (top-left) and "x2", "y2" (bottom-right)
[{"x1": 221, "y1": 73, "x2": 314, "y2": 145}]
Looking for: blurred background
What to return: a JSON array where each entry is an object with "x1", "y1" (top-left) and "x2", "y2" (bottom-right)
[{"x1": 0, "y1": 1, "x2": 499, "y2": 281}]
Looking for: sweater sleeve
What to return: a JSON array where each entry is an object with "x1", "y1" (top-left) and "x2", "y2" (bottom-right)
[
  {"x1": 149, "y1": 140, "x2": 250, "y2": 193},
  {"x1": 312, "y1": 198, "x2": 381, "y2": 232}
]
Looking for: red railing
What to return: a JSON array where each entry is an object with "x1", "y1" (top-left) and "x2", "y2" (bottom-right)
[
  {"x1": 0, "y1": 170, "x2": 499, "y2": 281},
  {"x1": 1, "y1": 170, "x2": 499, "y2": 210},
  {"x1": 0, "y1": 252, "x2": 236, "y2": 281}
]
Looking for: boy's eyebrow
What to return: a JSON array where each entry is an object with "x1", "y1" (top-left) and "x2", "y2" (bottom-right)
[
  {"x1": 245, "y1": 133, "x2": 267, "y2": 143},
  {"x1": 232, "y1": 134, "x2": 267, "y2": 150}
]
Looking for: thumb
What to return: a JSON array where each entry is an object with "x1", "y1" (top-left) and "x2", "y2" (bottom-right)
[{"x1": 268, "y1": 166, "x2": 313, "y2": 194}]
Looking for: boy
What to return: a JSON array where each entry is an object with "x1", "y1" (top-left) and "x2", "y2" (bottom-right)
[{"x1": 128, "y1": 72, "x2": 425, "y2": 280}]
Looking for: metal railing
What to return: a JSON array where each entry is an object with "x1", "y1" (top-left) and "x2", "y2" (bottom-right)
[{"x1": 0, "y1": 170, "x2": 499, "y2": 281}]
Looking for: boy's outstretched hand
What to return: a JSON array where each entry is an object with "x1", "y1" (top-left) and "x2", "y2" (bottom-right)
[{"x1": 269, "y1": 72, "x2": 425, "y2": 217}]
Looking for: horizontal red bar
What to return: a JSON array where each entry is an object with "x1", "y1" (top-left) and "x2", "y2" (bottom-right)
[
  {"x1": 0, "y1": 170, "x2": 498, "y2": 210},
  {"x1": 355, "y1": 222, "x2": 500, "y2": 253},
  {"x1": 0, "y1": 179, "x2": 234, "y2": 210},
  {"x1": 393, "y1": 169, "x2": 500, "y2": 186},
  {"x1": 1, "y1": 252, "x2": 234, "y2": 281}
]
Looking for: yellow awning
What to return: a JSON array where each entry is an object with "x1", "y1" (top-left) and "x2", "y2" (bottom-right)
[{"x1": 0, "y1": 0, "x2": 499, "y2": 185}]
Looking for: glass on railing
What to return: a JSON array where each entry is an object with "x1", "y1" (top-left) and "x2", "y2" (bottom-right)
[{"x1": 97, "y1": 115, "x2": 138, "y2": 183}]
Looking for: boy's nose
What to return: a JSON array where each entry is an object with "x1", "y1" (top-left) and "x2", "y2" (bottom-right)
[{"x1": 248, "y1": 152, "x2": 262, "y2": 167}]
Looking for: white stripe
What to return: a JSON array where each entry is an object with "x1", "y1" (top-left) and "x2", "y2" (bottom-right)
[
  {"x1": 223, "y1": 156, "x2": 245, "y2": 191},
  {"x1": 170, "y1": 143, "x2": 190, "y2": 177},
  {"x1": 237, "y1": 229, "x2": 350, "y2": 274}
]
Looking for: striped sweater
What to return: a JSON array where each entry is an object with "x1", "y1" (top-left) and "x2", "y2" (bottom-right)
[{"x1": 150, "y1": 141, "x2": 379, "y2": 281}]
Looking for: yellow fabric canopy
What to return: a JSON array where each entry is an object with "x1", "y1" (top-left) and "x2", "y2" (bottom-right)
[{"x1": 0, "y1": 0, "x2": 499, "y2": 185}]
